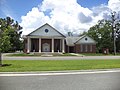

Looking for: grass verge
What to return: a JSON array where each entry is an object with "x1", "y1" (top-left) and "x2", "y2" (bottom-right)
[
  {"x1": 0, "y1": 59, "x2": 120, "y2": 72},
  {"x1": 81, "y1": 53, "x2": 120, "y2": 56},
  {"x1": 6, "y1": 53, "x2": 120, "y2": 57},
  {"x1": 6, "y1": 53, "x2": 76, "y2": 57}
]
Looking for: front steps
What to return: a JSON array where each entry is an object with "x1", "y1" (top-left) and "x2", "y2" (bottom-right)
[{"x1": 32, "y1": 52, "x2": 63, "y2": 56}]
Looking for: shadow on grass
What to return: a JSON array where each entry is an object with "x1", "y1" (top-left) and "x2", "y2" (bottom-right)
[{"x1": 0, "y1": 64, "x2": 12, "y2": 67}]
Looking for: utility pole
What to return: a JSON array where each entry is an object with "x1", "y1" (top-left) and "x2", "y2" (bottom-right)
[
  {"x1": 0, "y1": 52, "x2": 1, "y2": 66},
  {"x1": 111, "y1": 11, "x2": 119, "y2": 55},
  {"x1": 0, "y1": 24, "x2": 2, "y2": 66},
  {"x1": 111, "y1": 12, "x2": 116, "y2": 55}
]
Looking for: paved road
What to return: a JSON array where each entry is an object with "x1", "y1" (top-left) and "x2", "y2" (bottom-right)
[
  {"x1": 2, "y1": 53, "x2": 120, "y2": 60},
  {"x1": 0, "y1": 71, "x2": 120, "y2": 90}
]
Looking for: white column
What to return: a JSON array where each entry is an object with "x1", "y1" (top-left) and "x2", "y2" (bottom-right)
[
  {"x1": 39, "y1": 38, "x2": 41, "y2": 53},
  {"x1": 62, "y1": 38, "x2": 65, "y2": 53},
  {"x1": 27, "y1": 37, "x2": 30, "y2": 53},
  {"x1": 29, "y1": 38, "x2": 31, "y2": 52},
  {"x1": 60, "y1": 39, "x2": 62, "y2": 52},
  {"x1": 52, "y1": 38, "x2": 54, "y2": 53}
]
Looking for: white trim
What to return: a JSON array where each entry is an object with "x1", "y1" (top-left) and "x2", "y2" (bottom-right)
[
  {"x1": 29, "y1": 36, "x2": 64, "y2": 39},
  {"x1": 52, "y1": 38, "x2": 54, "y2": 53},
  {"x1": 62, "y1": 39, "x2": 65, "y2": 53},
  {"x1": 27, "y1": 37, "x2": 30, "y2": 53},
  {"x1": 60, "y1": 39, "x2": 62, "y2": 52},
  {"x1": 39, "y1": 38, "x2": 41, "y2": 53}
]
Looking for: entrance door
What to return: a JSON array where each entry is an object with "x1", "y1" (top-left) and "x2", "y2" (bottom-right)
[{"x1": 42, "y1": 43, "x2": 50, "y2": 52}]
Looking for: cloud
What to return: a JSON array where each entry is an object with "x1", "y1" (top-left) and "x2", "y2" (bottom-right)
[
  {"x1": 108, "y1": 0, "x2": 120, "y2": 12},
  {"x1": 20, "y1": 0, "x2": 120, "y2": 35},
  {"x1": 91, "y1": 4, "x2": 110, "y2": 17},
  {"x1": 78, "y1": 12, "x2": 92, "y2": 23},
  {"x1": 20, "y1": 7, "x2": 50, "y2": 35}
]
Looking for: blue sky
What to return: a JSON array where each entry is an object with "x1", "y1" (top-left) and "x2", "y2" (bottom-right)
[
  {"x1": 0, "y1": 0, "x2": 108, "y2": 22},
  {"x1": 0, "y1": 0, "x2": 119, "y2": 35},
  {"x1": 77, "y1": 0, "x2": 108, "y2": 8},
  {"x1": 0, "y1": 0, "x2": 42, "y2": 22}
]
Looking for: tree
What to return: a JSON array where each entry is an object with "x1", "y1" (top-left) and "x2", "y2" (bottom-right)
[
  {"x1": 87, "y1": 20, "x2": 113, "y2": 53},
  {"x1": 0, "y1": 17, "x2": 23, "y2": 52},
  {"x1": 0, "y1": 17, "x2": 22, "y2": 66},
  {"x1": 0, "y1": 29, "x2": 11, "y2": 52},
  {"x1": 87, "y1": 19, "x2": 120, "y2": 53}
]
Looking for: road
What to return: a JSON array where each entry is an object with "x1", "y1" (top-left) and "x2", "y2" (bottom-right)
[
  {"x1": 0, "y1": 71, "x2": 120, "y2": 90},
  {"x1": 2, "y1": 54, "x2": 120, "y2": 60}
]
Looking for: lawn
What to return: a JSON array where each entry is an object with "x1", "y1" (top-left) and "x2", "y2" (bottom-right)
[
  {"x1": 0, "y1": 59, "x2": 120, "y2": 72},
  {"x1": 81, "y1": 53, "x2": 120, "y2": 56},
  {"x1": 6, "y1": 53, "x2": 76, "y2": 56},
  {"x1": 7, "y1": 53, "x2": 120, "y2": 57}
]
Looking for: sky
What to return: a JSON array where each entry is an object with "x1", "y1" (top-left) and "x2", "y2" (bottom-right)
[{"x1": 0, "y1": 0, "x2": 120, "y2": 35}]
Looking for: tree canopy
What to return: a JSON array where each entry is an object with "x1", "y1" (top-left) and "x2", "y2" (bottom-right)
[
  {"x1": 0, "y1": 17, "x2": 23, "y2": 52},
  {"x1": 87, "y1": 19, "x2": 120, "y2": 53}
]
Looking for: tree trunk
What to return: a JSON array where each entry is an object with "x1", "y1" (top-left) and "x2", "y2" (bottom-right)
[{"x1": 0, "y1": 52, "x2": 2, "y2": 66}]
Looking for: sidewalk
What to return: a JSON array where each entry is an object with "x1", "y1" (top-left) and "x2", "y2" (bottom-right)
[
  {"x1": 69, "y1": 53, "x2": 84, "y2": 56},
  {"x1": 0, "y1": 68, "x2": 120, "y2": 75}
]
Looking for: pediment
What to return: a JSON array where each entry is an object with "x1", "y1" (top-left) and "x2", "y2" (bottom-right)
[
  {"x1": 75, "y1": 35, "x2": 96, "y2": 44},
  {"x1": 28, "y1": 23, "x2": 65, "y2": 37}
]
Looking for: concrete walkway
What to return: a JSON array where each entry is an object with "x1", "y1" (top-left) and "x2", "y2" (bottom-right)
[
  {"x1": 69, "y1": 53, "x2": 84, "y2": 56},
  {"x1": 2, "y1": 53, "x2": 120, "y2": 60}
]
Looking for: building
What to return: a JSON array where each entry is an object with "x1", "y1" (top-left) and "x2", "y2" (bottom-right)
[{"x1": 23, "y1": 23, "x2": 96, "y2": 53}]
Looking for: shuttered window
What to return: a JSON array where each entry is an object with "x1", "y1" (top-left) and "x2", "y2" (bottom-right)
[
  {"x1": 90, "y1": 45, "x2": 92, "y2": 52},
  {"x1": 80, "y1": 44, "x2": 83, "y2": 52}
]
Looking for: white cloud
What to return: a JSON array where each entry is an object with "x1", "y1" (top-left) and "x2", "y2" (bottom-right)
[
  {"x1": 78, "y1": 12, "x2": 92, "y2": 23},
  {"x1": 108, "y1": 0, "x2": 120, "y2": 12},
  {"x1": 20, "y1": 0, "x2": 120, "y2": 35},
  {"x1": 20, "y1": 7, "x2": 50, "y2": 35}
]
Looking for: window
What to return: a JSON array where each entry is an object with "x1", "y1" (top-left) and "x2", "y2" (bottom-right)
[
  {"x1": 80, "y1": 44, "x2": 83, "y2": 52},
  {"x1": 45, "y1": 29, "x2": 49, "y2": 33},
  {"x1": 85, "y1": 45, "x2": 88, "y2": 52},
  {"x1": 90, "y1": 45, "x2": 92, "y2": 52},
  {"x1": 85, "y1": 38, "x2": 88, "y2": 41}
]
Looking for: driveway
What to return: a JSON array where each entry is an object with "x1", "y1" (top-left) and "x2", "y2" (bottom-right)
[{"x1": 2, "y1": 53, "x2": 120, "y2": 60}]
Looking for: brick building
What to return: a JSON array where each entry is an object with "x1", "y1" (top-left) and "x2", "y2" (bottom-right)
[{"x1": 23, "y1": 23, "x2": 96, "y2": 53}]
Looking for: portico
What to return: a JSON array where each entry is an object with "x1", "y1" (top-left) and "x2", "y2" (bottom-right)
[
  {"x1": 25, "y1": 23, "x2": 65, "y2": 53},
  {"x1": 26, "y1": 37, "x2": 65, "y2": 53}
]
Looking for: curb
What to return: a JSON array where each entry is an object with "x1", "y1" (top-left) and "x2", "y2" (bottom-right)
[{"x1": 0, "y1": 68, "x2": 120, "y2": 74}]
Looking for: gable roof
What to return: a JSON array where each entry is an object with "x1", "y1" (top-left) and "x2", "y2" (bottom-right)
[
  {"x1": 75, "y1": 35, "x2": 96, "y2": 44},
  {"x1": 27, "y1": 23, "x2": 65, "y2": 37},
  {"x1": 65, "y1": 35, "x2": 96, "y2": 46},
  {"x1": 65, "y1": 37, "x2": 80, "y2": 46}
]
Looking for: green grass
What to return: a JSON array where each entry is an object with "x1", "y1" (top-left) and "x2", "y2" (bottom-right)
[
  {"x1": 0, "y1": 59, "x2": 120, "y2": 72},
  {"x1": 7, "y1": 53, "x2": 120, "y2": 57},
  {"x1": 81, "y1": 53, "x2": 120, "y2": 56},
  {"x1": 7, "y1": 53, "x2": 37, "y2": 56},
  {"x1": 7, "y1": 53, "x2": 76, "y2": 56}
]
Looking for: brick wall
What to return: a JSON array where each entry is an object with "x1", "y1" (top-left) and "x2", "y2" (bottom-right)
[{"x1": 75, "y1": 44, "x2": 96, "y2": 53}]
